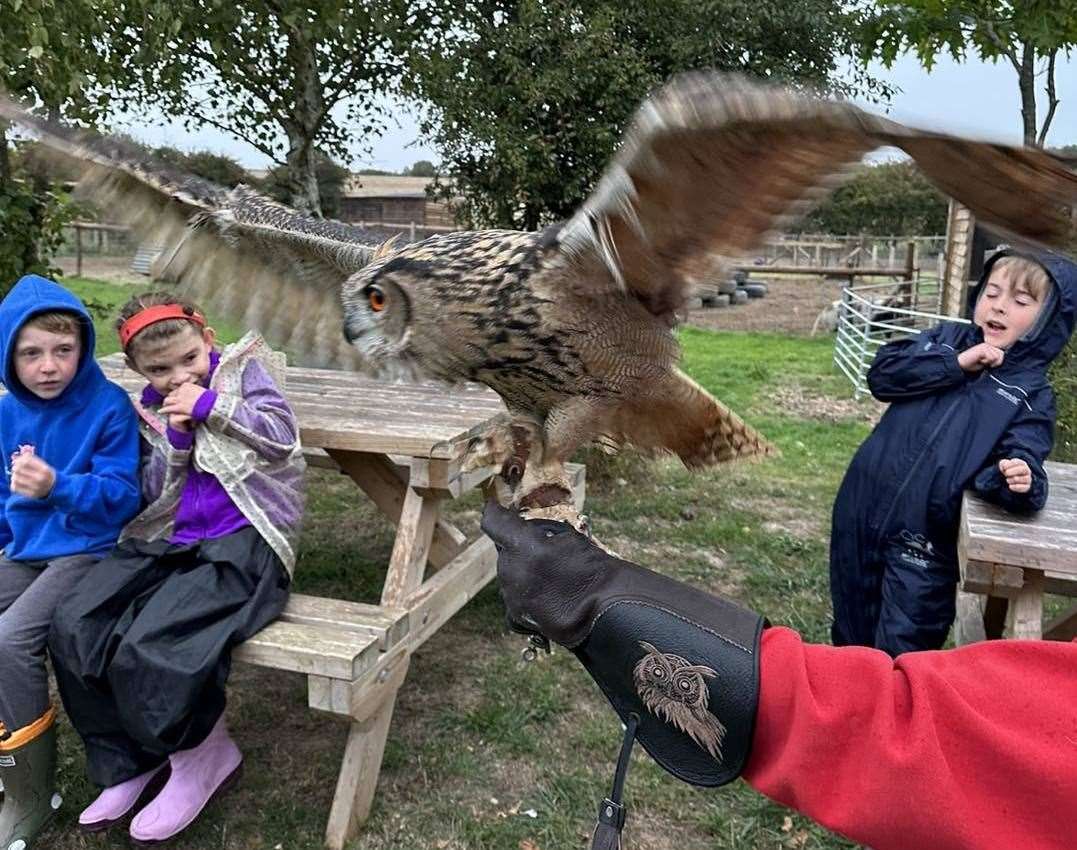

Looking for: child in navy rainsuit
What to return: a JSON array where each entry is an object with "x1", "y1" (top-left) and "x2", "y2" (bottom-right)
[{"x1": 830, "y1": 249, "x2": 1076, "y2": 656}]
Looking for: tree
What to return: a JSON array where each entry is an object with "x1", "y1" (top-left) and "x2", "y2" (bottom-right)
[
  {"x1": 802, "y1": 161, "x2": 948, "y2": 236},
  {"x1": 863, "y1": 2, "x2": 1077, "y2": 147},
  {"x1": 115, "y1": 1, "x2": 404, "y2": 214},
  {"x1": 403, "y1": 159, "x2": 437, "y2": 177},
  {"x1": 260, "y1": 151, "x2": 351, "y2": 218},
  {"x1": 0, "y1": 0, "x2": 124, "y2": 288},
  {"x1": 404, "y1": 0, "x2": 892, "y2": 230},
  {"x1": 151, "y1": 147, "x2": 251, "y2": 188}
]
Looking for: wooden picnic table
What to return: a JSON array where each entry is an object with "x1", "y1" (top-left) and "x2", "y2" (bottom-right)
[
  {"x1": 97, "y1": 353, "x2": 584, "y2": 849},
  {"x1": 958, "y1": 460, "x2": 1077, "y2": 643}
]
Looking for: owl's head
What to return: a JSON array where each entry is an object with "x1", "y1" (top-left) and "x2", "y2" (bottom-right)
[{"x1": 341, "y1": 243, "x2": 416, "y2": 365}]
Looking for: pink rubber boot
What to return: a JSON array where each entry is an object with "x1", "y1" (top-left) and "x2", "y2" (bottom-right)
[
  {"x1": 79, "y1": 763, "x2": 168, "y2": 832},
  {"x1": 128, "y1": 716, "x2": 243, "y2": 845}
]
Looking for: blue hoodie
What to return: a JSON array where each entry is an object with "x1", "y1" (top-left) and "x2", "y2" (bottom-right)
[
  {"x1": 0, "y1": 275, "x2": 140, "y2": 560},
  {"x1": 830, "y1": 248, "x2": 1076, "y2": 655}
]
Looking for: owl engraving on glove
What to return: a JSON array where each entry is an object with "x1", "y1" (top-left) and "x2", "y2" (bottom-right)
[{"x1": 633, "y1": 640, "x2": 726, "y2": 761}]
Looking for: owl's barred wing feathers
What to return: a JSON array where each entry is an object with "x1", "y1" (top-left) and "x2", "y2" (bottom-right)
[
  {"x1": 559, "y1": 72, "x2": 1077, "y2": 317},
  {"x1": 601, "y1": 368, "x2": 775, "y2": 465},
  {"x1": 0, "y1": 96, "x2": 391, "y2": 369}
]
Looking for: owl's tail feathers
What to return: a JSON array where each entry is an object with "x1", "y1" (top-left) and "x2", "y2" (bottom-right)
[{"x1": 608, "y1": 368, "x2": 777, "y2": 467}]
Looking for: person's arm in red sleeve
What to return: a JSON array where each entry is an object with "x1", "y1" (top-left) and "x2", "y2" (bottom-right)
[{"x1": 745, "y1": 627, "x2": 1077, "y2": 850}]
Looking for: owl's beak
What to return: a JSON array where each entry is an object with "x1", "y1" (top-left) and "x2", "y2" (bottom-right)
[{"x1": 342, "y1": 316, "x2": 360, "y2": 344}]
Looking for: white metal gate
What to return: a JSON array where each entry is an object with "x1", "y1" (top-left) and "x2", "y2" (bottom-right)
[{"x1": 834, "y1": 278, "x2": 970, "y2": 398}]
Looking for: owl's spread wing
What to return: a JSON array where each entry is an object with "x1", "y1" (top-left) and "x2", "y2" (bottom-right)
[
  {"x1": 557, "y1": 71, "x2": 1077, "y2": 317},
  {"x1": 0, "y1": 97, "x2": 392, "y2": 369}
]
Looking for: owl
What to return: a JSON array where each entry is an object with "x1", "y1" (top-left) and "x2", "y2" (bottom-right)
[
  {"x1": 6, "y1": 71, "x2": 1076, "y2": 514},
  {"x1": 633, "y1": 640, "x2": 725, "y2": 760}
]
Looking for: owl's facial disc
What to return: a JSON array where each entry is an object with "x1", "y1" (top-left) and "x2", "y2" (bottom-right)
[{"x1": 342, "y1": 270, "x2": 411, "y2": 363}]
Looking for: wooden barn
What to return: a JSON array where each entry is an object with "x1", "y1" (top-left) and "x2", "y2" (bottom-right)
[{"x1": 337, "y1": 175, "x2": 458, "y2": 228}]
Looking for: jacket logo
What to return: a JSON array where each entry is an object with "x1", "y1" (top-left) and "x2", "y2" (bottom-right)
[{"x1": 995, "y1": 387, "x2": 1021, "y2": 406}]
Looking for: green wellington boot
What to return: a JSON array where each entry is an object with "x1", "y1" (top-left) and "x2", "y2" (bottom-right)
[{"x1": 0, "y1": 707, "x2": 62, "y2": 850}]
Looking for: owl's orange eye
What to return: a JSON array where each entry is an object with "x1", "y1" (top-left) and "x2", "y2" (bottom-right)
[{"x1": 368, "y1": 286, "x2": 386, "y2": 312}]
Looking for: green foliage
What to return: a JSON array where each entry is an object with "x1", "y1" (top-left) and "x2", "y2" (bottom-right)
[
  {"x1": 0, "y1": 177, "x2": 78, "y2": 295},
  {"x1": 0, "y1": 0, "x2": 121, "y2": 114},
  {"x1": 802, "y1": 160, "x2": 948, "y2": 236},
  {"x1": 862, "y1": 2, "x2": 1077, "y2": 146},
  {"x1": 404, "y1": 0, "x2": 893, "y2": 229},
  {"x1": 403, "y1": 159, "x2": 437, "y2": 177},
  {"x1": 260, "y1": 151, "x2": 351, "y2": 218},
  {"x1": 1050, "y1": 334, "x2": 1077, "y2": 462},
  {"x1": 150, "y1": 147, "x2": 251, "y2": 188},
  {"x1": 113, "y1": 0, "x2": 404, "y2": 213}
]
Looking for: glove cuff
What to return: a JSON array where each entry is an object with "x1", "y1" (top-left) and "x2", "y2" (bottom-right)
[{"x1": 573, "y1": 589, "x2": 764, "y2": 787}]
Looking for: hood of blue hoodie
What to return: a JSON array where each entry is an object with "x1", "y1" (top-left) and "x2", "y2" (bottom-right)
[
  {"x1": 0, "y1": 274, "x2": 102, "y2": 406},
  {"x1": 967, "y1": 248, "x2": 1077, "y2": 374}
]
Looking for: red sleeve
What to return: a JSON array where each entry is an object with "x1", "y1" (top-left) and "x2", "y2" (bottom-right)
[{"x1": 743, "y1": 627, "x2": 1077, "y2": 850}]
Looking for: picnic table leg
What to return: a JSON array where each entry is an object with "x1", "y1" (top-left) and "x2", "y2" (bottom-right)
[
  {"x1": 319, "y1": 453, "x2": 444, "y2": 848},
  {"x1": 325, "y1": 693, "x2": 402, "y2": 850},
  {"x1": 1005, "y1": 570, "x2": 1044, "y2": 640},
  {"x1": 327, "y1": 450, "x2": 467, "y2": 570}
]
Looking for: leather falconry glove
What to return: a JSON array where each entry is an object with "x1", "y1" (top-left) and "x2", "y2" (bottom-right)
[{"x1": 481, "y1": 501, "x2": 765, "y2": 850}]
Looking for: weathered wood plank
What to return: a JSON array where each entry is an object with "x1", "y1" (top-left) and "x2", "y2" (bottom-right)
[
  {"x1": 234, "y1": 621, "x2": 380, "y2": 679},
  {"x1": 99, "y1": 354, "x2": 504, "y2": 459},
  {"x1": 406, "y1": 536, "x2": 498, "y2": 651},
  {"x1": 307, "y1": 645, "x2": 410, "y2": 719},
  {"x1": 959, "y1": 559, "x2": 1024, "y2": 598},
  {"x1": 1006, "y1": 570, "x2": 1045, "y2": 640},
  {"x1": 278, "y1": 594, "x2": 409, "y2": 651},
  {"x1": 961, "y1": 462, "x2": 1077, "y2": 577}
]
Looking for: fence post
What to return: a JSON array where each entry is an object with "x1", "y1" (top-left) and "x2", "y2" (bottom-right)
[
  {"x1": 409, "y1": 221, "x2": 416, "y2": 240},
  {"x1": 75, "y1": 224, "x2": 83, "y2": 277}
]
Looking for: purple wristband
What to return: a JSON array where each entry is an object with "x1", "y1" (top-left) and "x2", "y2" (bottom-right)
[
  {"x1": 166, "y1": 426, "x2": 194, "y2": 450},
  {"x1": 191, "y1": 389, "x2": 218, "y2": 423}
]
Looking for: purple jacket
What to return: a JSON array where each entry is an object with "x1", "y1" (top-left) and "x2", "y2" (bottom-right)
[
  {"x1": 124, "y1": 333, "x2": 306, "y2": 573},
  {"x1": 139, "y1": 351, "x2": 249, "y2": 543}
]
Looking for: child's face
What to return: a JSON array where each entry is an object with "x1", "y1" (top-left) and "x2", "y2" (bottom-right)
[
  {"x1": 13, "y1": 325, "x2": 82, "y2": 399},
  {"x1": 973, "y1": 265, "x2": 1046, "y2": 349},
  {"x1": 128, "y1": 325, "x2": 216, "y2": 396}
]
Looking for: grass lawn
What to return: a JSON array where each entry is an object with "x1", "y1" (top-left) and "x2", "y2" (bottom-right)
[{"x1": 46, "y1": 277, "x2": 883, "y2": 850}]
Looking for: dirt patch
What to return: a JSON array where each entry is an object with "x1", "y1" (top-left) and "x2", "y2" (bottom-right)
[
  {"x1": 763, "y1": 382, "x2": 885, "y2": 425},
  {"x1": 685, "y1": 275, "x2": 846, "y2": 334},
  {"x1": 55, "y1": 253, "x2": 149, "y2": 285}
]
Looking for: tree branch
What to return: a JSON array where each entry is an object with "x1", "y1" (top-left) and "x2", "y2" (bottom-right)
[
  {"x1": 1037, "y1": 50, "x2": 1059, "y2": 148},
  {"x1": 978, "y1": 16, "x2": 1021, "y2": 74},
  {"x1": 182, "y1": 108, "x2": 282, "y2": 162}
]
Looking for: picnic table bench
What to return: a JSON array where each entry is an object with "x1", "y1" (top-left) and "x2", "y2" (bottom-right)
[
  {"x1": 99, "y1": 354, "x2": 585, "y2": 849},
  {"x1": 957, "y1": 460, "x2": 1077, "y2": 643}
]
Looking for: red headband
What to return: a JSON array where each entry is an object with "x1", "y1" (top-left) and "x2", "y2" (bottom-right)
[{"x1": 119, "y1": 305, "x2": 206, "y2": 348}]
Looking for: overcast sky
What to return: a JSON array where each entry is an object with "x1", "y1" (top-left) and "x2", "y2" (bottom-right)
[{"x1": 115, "y1": 51, "x2": 1077, "y2": 173}]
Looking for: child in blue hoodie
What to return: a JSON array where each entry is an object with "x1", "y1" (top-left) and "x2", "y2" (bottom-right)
[
  {"x1": 830, "y1": 249, "x2": 1077, "y2": 657},
  {"x1": 0, "y1": 275, "x2": 141, "y2": 849}
]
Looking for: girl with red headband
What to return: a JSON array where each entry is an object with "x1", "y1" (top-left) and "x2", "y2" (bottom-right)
[{"x1": 48, "y1": 291, "x2": 306, "y2": 844}]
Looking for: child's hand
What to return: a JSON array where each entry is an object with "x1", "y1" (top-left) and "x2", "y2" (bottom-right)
[
  {"x1": 999, "y1": 458, "x2": 1032, "y2": 493},
  {"x1": 159, "y1": 383, "x2": 206, "y2": 418},
  {"x1": 958, "y1": 343, "x2": 1005, "y2": 372},
  {"x1": 168, "y1": 414, "x2": 193, "y2": 432},
  {"x1": 10, "y1": 452, "x2": 56, "y2": 498}
]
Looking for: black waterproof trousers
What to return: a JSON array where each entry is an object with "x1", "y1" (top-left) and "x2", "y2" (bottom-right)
[{"x1": 48, "y1": 527, "x2": 289, "y2": 787}]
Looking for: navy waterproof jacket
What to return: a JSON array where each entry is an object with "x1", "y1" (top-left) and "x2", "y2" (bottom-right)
[
  {"x1": 0, "y1": 275, "x2": 141, "y2": 560},
  {"x1": 830, "y1": 249, "x2": 1076, "y2": 649}
]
